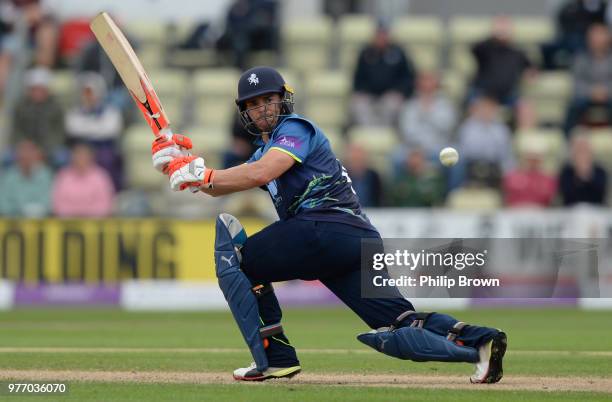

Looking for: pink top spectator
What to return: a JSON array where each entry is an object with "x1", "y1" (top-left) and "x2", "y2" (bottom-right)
[
  {"x1": 52, "y1": 165, "x2": 115, "y2": 217},
  {"x1": 503, "y1": 170, "x2": 557, "y2": 207}
]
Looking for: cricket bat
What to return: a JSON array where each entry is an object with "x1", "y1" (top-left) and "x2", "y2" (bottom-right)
[{"x1": 89, "y1": 12, "x2": 170, "y2": 138}]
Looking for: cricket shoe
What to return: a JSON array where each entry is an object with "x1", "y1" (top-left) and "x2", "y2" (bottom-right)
[
  {"x1": 233, "y1": 362, "x2": 301, "y2": 381},
  {"x1": 470, "y1": 331, "x2": 507, "y2": 384}
]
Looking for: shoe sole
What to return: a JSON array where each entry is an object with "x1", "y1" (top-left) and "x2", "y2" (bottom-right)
[
  {"x1": 233, "y1": 366, "x2": 301, "y2": 382},
  {"x1": 472, "y1": 332, "x2": 507, "y2": 384}
]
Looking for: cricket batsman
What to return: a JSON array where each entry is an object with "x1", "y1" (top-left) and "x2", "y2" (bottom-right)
[{"x1": 151, "y1": 66, "x2": 507, "y2": 383}]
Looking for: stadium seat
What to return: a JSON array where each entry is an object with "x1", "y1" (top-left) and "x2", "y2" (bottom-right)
[
  {"x1": 187, "y1": 126, "x2": 231, "y2": 169},
  {"x1": 320, "y1": 126, "x2": 346, "y2": 158},
  {"x1": 276, "y1": 69, "x2": 300, "y2": 94},
  {"x1": 347, "y1": 125, "x2": 398, "y2": 176},
  {"x1": 50, "y1": 70, "x2": 77, "y2": 107},
  {"x1": 146, "y1": 69, "x2": 189, "y2": 122},
  {"x1": 283, "y1": 16, "x2": 333, "y2": 73},
  {"x1": 390, "y1": 16, "x2": 443, "y2": 71},
  {"x1": 165, "y1": 21, "x2": 218, "y2": 69},
  {"x1": 446, "y1": 187, "x2": 502, "y2": 210},
  {"x1": 122, "y1": 125, "x2": 153, "y2": 154},
  {"x1": 125, "y1": 154, "x2": 166, "y2": 190},
  {"x1": 122, "y1": 126, "x2": 166, "y2": 189},
  {"x1": 338, "y1": 15, "x2": 376, "y2": 71},
  {"x1": 124, "y1": 20, "x2": 166, "y2": 46},
  {"x1": 515, "y1": 128, "x2": 566, "y2": 174},
  {"x1": 440, "y1": 70, "x2": 467, "y2": 107},
  {"x1": 193, "y1": 68, "x2": 241, "y2": 97},
  {"x1": 193, "y1": 68, "x2": 241, "y2": 128},
  {"x1": 513, "y1": 17, "x2": 554, "y2": 64},
  {"x1": 262, "y1": 68, "x2": 302, "y2": 106},
  {"x1": 522, "y1": 72, "x2": 572, "y2": 125},
  {"x1": 587, "y1": 128, "x2": 612, "y2": 173},
  {"x1": 137, "y1": 44, "x2": 164, "y2": 69},
  {"x1": 304, "y1": 70, "x2": 351, "y2": 129}
]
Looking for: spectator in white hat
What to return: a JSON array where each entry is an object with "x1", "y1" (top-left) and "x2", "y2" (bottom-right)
[
  {"x1": 65, "y1": 72, "x2": 124, "y2": 190},
  {"x1": 10, "y1": 67, "x2": 65, "y2": 165}
]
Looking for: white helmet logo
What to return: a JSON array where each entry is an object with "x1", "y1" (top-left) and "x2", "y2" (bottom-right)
[{"x1": 247, "y1": 73, "x2": 259, "y2": 86}]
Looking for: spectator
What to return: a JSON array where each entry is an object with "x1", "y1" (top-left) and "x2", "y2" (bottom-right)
[
  {"x1": 11, "y1": 67, "x2": 65, "y2": 164},
  {"x1": 398, "y1": 71, "x2": 457, "y2": 158},
  {"x1": 0, "y1": 139, "x2": 52, "y2": 217},
  {"x1": 450, "y1": 97, "x2": 515, "y2": 190},
  {"x1": 0, "y1": 0, "x2": 58, "y2": 94},
  {"x1": 216, "y1": 0, "x2": 279, "y2": 69},
  {"x1": 559, "y1": 133, "x2": 607, "y2": 205},
  {"x1": 388, "y1": 147, "x2": 444, "y2": 207},
  {"x1": 223, "y1": 114, "x2": 258, "y2": 168},
  {"x1": 52, "y1": 142, "x2": 115, "y2": 217},
  {"x1": 543, "y1": 0, "x2": 607, "y2": 70},
  {"x1": 343, "y1": 142, "x2": 383, "y2": 207},
  {"x1": 349, "y1": 22, "x2": 415, "y2": 127},
  {"x1": 469, "y1": 15, "x2": 534, "y2": 108},
  {"x1": 65, "y1": 72, "x2": 124, "y2": 190},
  {"x1": 503, "y1": 139, "x2": 557, "y2": 207},
  {"x1": 563, "y1": 23, "x2": 612, "y2": 137}
]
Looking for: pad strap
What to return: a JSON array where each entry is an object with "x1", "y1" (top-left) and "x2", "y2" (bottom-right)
[
  {"x1": 259, "y1": 322, "x2": 284, "y2": 338},
  {"x1": 390, "y1": 310, "x2": 433, "y2": 330},
  {"x1": 446, "y1": 321, "x2": 468, "y2": 341},
  {"x1": 251, "y1": 283, "x2": 274, "y2": 298}
]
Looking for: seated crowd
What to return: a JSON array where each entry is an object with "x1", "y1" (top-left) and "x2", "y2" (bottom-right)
[{"x1": 1, "y1": 1, "x2": 612, "y2": 218}]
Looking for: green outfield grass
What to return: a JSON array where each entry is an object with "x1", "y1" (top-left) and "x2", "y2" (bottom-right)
[{"x1": 0, "y1": 308, "x2": 611, "y2": 401}]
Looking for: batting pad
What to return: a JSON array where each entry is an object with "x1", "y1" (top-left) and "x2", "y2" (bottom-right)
[
  {"x1": 357, "y1": 326, "x2": 480, "y2": 363},
  {"x1": 215, "y1": 214, "x2": 268, "y2": 371}
]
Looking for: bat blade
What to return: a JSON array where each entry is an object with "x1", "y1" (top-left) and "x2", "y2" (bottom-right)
[{"x1": 90, "y1": 12, "x2": 170, "y2": 137}]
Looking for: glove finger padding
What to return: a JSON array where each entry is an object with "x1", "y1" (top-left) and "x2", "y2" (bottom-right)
[
  {"x1": 167, "y1": 156, "x2": 214, "y2": 191},
  {"x1": 151, "y1": 134, "x2": 193, "y2": 173}
]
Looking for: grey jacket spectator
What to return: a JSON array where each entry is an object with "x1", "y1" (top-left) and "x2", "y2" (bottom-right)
[
  {"x1": 563, "y1": 24, "x2": 612, "y2": 136},
  {"x1": 11, "y1": 67, "x2": 65, "y2": 155},
  {"x1": 447, "y1": 96, "x2": 515, "y2": 190},
  {"x1": 398, "y1": 71, "x2": 456, "y2": 157},
  {"x1": 573, "y1": 52, "x2": 612, "y2": 99},
  {"x1": 458, "y1": 97, "x2": 515, "y2": 173}
]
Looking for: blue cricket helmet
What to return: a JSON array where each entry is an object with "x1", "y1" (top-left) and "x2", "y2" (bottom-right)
[{"x1": 235, "y1": 66, "x2": 295, "y2": 135}]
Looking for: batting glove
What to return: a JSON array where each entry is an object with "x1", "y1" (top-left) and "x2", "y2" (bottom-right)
[
  {"x1": 166, "y1": 155, "x2": 215, "y2": 191},
  {"x1": 151, "y1": 133, "x2": 193, "y2": 173}
]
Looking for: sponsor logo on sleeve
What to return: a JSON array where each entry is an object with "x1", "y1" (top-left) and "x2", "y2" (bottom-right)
[{"x1": 276, "y1": 136, "x2": 302, "y2": 150}]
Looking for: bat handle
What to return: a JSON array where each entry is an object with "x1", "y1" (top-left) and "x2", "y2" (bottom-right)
[
  {"x1": 158, "y1": 127, "x2": 173, "y2": 140},
  {"x1": 160, "y1": 127, "x2": 199, "y2": 193}
]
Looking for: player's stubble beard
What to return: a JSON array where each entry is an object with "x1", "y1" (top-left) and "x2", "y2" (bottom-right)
[{"x1": 254, "y1": 103, "x2": 280, "y2": 135}]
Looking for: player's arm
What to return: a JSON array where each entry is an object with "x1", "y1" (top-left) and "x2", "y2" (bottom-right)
[
  {"x1": 200, "y1": 150, "x2": 293, "y2": 196},
  {"x1": 168, "y1": 149, "x2": 296, "y2": 196}
]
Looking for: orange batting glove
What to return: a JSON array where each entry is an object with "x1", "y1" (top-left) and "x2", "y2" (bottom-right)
[
  {"x1": 151, "y1": 133, "x2": 193, "y2": 173},
  {"x1": 166, "y1": 155, "x2": 215, "y2": 191}
]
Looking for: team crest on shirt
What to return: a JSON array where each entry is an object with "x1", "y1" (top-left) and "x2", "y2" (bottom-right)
[{"x1": 248, "y1": 73, "x2": 259, "y2": 85}]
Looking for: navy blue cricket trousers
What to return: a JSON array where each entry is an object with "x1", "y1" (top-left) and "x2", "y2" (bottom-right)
[{"x1": 240, "y1": 218, "x2": 499, "y2": 367}]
